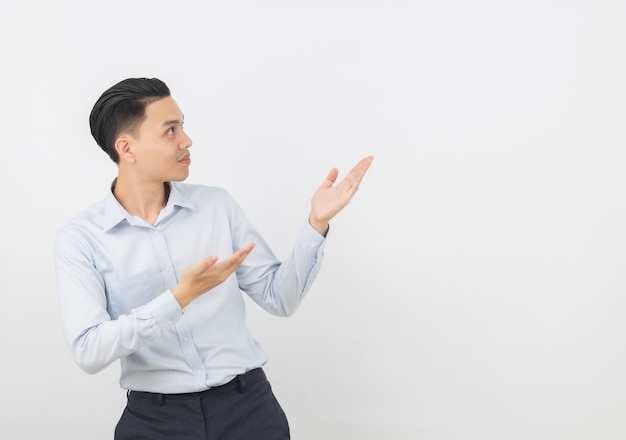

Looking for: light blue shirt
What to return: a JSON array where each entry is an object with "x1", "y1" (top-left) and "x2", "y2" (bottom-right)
[{"x1": 54, "y1": 182, "x2": 326, "y2": 393}]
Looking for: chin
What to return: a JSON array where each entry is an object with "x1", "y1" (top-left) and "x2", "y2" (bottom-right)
[{"x1": 173, "y1": 169, "x2": 191, "y2": 181}]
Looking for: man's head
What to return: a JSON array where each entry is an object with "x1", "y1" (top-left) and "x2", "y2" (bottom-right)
[{"x1": 90, "y1": 78, "x2": 171, "y2": 163}]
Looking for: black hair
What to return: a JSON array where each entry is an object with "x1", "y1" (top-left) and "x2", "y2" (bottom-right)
[{"x1": 89, "y1": 78, "x2": 171, "y2": 163}]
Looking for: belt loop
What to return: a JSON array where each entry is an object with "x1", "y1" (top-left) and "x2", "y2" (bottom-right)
[
  {"x1": 157, "y1": 393, "x2": 164, "y2": 406},
  {"x1": 237, "y1": 373, "x2": 248, "y2": 394}
]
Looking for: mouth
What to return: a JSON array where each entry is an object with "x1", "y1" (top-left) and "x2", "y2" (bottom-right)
[{"x1": 178, "y1": 154, "x2": 191, "y2": 165}]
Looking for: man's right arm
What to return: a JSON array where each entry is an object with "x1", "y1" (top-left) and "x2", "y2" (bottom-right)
[
  {"x1": 54, "y1": 230, "x2": 182, "y2": 374},
  {"x1": 55, "y1": 230, "x2": 254, "y2": 374}
]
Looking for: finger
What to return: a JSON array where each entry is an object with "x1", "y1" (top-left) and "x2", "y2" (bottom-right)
[
  {"x1": 359, "y1": 155, "x2": 374, "y2": 171},
  {"x1": 344, "y1": 155, "x2": 374, "y2": 187},
  {"x1": 200, "y1": 255, "x2": 218, "y2": 268},
  {"x1": 352, "y1": 155, "x2": 374, "y2": 178},
  {"x1": 189, "y1": 255, "x2": 218, "y2": 277},
  {"x1": 222, "y1": 243, "x2": 256, "y2": 267},
  {"x1": 322, "y1": 167, "x2": 339, "y2": 188},
  {"x1": 236, "y1": 242, "x2": 256, "y2": 255}
]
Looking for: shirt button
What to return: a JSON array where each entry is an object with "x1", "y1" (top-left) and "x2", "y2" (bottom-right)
[
  {"x1": 168, "y1": 320, "x2": 173, "y2": 326},
  {"x1": 183, "y1": 337, "x2": 189, "y2": 342},
  {"x1": 165, "y1": 267, "x2": 170, "y2": 273},
  {"x1": 153, "y1": 231, "x2": 159, "y2": 236},
  {"x1": 197, "y1": 370, "x2": 202, "y2": 375}
]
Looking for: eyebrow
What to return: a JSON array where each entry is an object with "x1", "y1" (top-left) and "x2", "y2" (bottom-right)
[{"x1": 162, "y1": 115, "x2": 185, "y2": 127}]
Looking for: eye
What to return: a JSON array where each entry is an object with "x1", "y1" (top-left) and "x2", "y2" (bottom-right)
[{"x1": 166, "y1": 127, "x2": 175, "y2": 135}]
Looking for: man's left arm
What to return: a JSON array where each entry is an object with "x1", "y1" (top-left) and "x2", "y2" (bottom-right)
[{"x1": 235, "y1": 155, "x2": 374, "y2": 315}]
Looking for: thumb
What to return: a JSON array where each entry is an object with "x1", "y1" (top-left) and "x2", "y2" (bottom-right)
[
  {"x1": 323, "y1": 167, "x2": 339, "y2": 187},
  {"x1": 200, "y1": 255, "x2": 218, "y2": 269}
]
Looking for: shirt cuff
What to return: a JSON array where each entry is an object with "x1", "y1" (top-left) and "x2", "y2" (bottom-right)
[
  {"x1": 139, "y1": 290, "x2": 184, "y2": 333},
  {"x1": 302, "y1": 221, "x2": 327, "y2": 253}
]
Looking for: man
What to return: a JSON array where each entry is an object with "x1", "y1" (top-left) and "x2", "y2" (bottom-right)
[{"x1": 54, "y1": 77, "x2": 373, "y2": 439}]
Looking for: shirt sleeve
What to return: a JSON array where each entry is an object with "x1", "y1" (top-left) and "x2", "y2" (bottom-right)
[
  {"x1": 228, "y1": 196, "x2": 327, "y2": 316},
  {"x1": 54, "y1": 229, "x2": 183, "y2": 374}
]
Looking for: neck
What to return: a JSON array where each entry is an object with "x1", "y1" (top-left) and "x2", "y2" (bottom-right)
[{"x1": 113, "y1": 175, "x2": 170, "y2": 225}]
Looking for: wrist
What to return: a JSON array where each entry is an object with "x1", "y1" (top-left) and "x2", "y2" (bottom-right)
[
  {"x1": 171, "y1": 283, "x2": 194, "y2": 309},
  {"x1": 308, "y1": 214, "x2": 329, "y2": 237}
]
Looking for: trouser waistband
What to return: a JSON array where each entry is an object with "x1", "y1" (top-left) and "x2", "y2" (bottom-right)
[{"x1": 128, "y1": 368, "x2": 266, "y2": 401}]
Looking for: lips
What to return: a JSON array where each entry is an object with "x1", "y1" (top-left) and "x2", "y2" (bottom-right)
[{"x1": 178, "y1": 154, "x2": 191, "y2": 164}]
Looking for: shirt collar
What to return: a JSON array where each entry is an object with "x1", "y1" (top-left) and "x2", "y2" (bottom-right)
[{"x1": 102, "y1": 180, "x2": 195, "y2": 232}]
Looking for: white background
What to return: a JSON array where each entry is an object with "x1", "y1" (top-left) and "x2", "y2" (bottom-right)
[{"x1": 1, "y1": 1, "x2": 625, "y2": 439}]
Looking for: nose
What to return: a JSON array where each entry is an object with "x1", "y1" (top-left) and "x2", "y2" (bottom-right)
[{"x1": 181, "y1": 129, "x2": 192, "y2": 149}]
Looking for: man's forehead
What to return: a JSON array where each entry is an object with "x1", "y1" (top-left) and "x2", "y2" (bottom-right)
[{"x1": 144, "y1": 96, "x2": 184, "y2": 123}]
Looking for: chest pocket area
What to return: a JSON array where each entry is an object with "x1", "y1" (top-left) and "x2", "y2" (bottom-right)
[{"x1": 104, "y1": 271, "x2": 154, "y2": 319}]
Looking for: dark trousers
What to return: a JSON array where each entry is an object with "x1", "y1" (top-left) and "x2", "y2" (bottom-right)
[{"x1": 114, "y1": 369, "x2": 290, "y2": 440}]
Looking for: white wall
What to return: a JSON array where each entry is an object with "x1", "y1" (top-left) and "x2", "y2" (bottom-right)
[{"x1": 2, "y1": 1, "x2": 625, "y2": 438}]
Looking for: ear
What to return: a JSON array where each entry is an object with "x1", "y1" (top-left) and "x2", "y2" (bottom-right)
[{"x1": 115, "y1": 136, "x2": 135, "y2": 163}]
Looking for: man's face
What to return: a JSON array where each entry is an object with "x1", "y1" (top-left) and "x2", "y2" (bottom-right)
[{"x1": 126, "y1": 96, "x2": 193, "y2": 182}]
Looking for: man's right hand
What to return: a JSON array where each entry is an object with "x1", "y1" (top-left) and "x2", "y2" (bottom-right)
[{"x1": 171, "y1": 242, "x2": 255, "y2": 308}]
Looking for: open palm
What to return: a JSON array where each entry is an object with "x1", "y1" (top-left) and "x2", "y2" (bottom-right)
[{"x1": 309, "y1": 155, "x2": 374, "y2": 235}]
